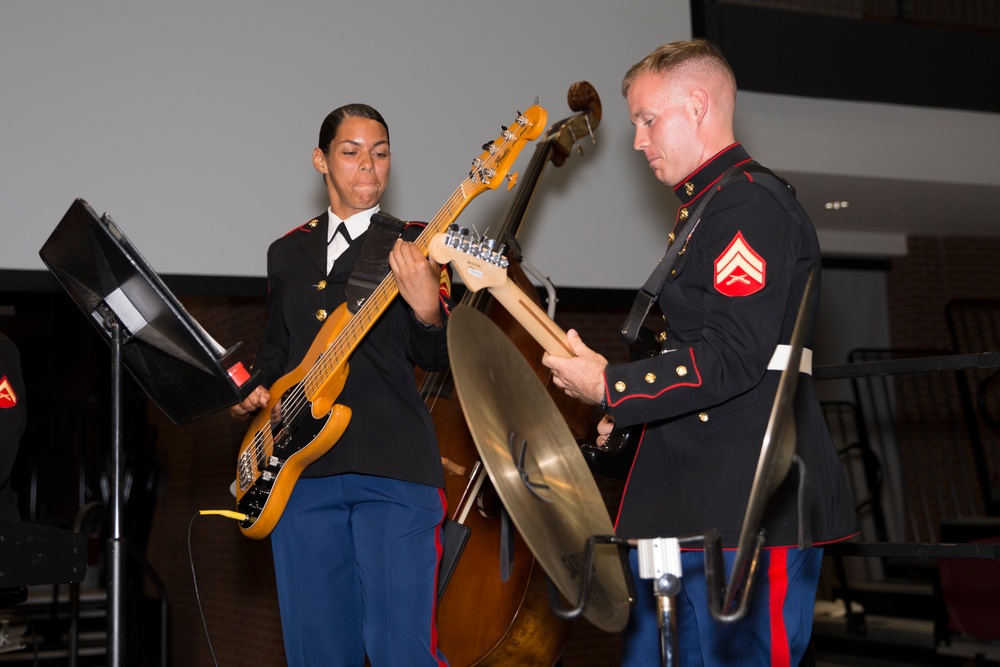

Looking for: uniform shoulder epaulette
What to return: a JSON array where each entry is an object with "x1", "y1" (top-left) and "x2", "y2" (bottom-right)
[{"x1": 281, "y1": 217, "x2": 322, "y2": 238}]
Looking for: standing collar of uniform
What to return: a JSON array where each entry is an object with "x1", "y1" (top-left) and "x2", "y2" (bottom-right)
[
  {"x1": 327, "y1": 204, "x2": 379, "y2": 242},
  {"x1": 672, "y1": 143, "x2": 754, "y2": 205}
]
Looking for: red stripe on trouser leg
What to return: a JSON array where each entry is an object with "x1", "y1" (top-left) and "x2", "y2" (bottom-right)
[{"x1": 768, "y1": 547, "x2": 791, "y2": 667}]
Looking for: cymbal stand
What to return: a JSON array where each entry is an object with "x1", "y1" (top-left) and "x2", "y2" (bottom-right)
[
  {"x1": 635, "y1": 537, "x2": 685, "y2": 667},
  {"x1": 545, "y1": 533, "x2": 635, "y2": 621}
]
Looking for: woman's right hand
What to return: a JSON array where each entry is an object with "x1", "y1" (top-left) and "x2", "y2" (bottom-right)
[{"x1": 229, "y1": 385, "x2": 271, "y2": 421}]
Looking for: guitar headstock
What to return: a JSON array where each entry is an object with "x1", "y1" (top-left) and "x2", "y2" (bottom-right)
[
  {"x1": 468, "y1": 105, "x2": 548, "y2": 195},
  {"x1": 428, "y1": 226, "x2": 510, "y2": 293}
]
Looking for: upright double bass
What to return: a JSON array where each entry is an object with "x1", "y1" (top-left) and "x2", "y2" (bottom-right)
[{"x1": 424, "y1": 82, "x2": 602, "y2": 666}]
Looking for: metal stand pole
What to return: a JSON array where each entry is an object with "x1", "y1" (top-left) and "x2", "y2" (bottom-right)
[
  {"x1": 654, "y1": 572, "x2": 681, "y2": 667},
  {"x1": 105, "y1": 313, "x2": 125, "y2": 667},
  {"x1": 637, "y1": 537, "x2": 684, "y2": 667}
]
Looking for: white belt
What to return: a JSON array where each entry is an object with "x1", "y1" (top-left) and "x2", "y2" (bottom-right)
[{"x1": 767, "y1": 345, "x2": 813, "y2": 375}]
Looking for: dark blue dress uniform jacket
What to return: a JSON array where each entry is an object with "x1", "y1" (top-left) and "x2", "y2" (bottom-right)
[
  {"x1": 607, "y1": 145, "x2": 859, "y2": 548},
  {"x1": 250, "y1": 211, "x2": 451, "y2": 489}
]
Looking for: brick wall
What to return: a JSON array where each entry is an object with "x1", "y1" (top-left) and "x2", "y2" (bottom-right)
[
  {"x1": 881, "y1": 236, "x2": 1000, "y2": 540},
  {"x1": 887, "y1": 237, "x2": 1000, "y2": 350},
  {"x1": 143, "y1": 295, "x2": 283, "y2": 665}
]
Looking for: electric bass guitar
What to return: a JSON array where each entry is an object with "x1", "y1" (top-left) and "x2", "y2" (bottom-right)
[
  {"x1": 427, "y1": 228, "x2": 657, "y2": 481},
  {"x1": 235, "y1": 105, "x2": 548, "y2": 539}
]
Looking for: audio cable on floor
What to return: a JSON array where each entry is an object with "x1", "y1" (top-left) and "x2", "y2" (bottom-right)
[{"x1": 188, "y1": 510, "x2": 247, "y2": 667}]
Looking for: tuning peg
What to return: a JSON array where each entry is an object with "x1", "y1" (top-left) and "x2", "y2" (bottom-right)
[
  {"x1": 457, "y1": 227, "x2": 471, "y2": 252},
  {"x1": 444, "y1": 224, "x2": 462, "y2": 248}
]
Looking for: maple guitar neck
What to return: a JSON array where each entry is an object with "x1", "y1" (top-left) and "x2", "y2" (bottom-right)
[
  {"x1": 485, "y1": 278, "x2": 574, "y2": 359},
  {"x1": 428, "y1": 230, "x2": 573, "y2": 359}
]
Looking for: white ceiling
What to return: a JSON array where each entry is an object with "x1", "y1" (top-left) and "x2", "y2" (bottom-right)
[{"x1": 784, "y1": 170, "x2": 1000, "y2": 256}]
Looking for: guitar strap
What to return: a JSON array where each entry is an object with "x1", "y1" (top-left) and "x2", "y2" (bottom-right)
[
  {"x1": 345, "y1": 210, "x2": 407, "y2": 314},
  {"x1": 620, "y1": 163, "x2": 790, "y2": 344}
]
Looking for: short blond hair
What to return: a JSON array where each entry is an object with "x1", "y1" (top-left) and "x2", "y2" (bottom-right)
[{"x1": 622, "y1": 38, "x2": 736, "y2": 98}]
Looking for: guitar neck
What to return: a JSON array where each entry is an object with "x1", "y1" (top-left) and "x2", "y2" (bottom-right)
[
  {"x1": 486, "y1": 279, "x2": 574, "y2": 359},
  {"x1": 332, "y1": 180, "x2": 495, "y2": 367}
]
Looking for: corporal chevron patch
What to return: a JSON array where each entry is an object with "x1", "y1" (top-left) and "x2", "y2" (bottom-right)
[
  {"x1": 714, "y1": 231, "x2": 765, "y2": 297},
  {"x1": 0, "y1": 375, "x2": 17, "y2": 409}
]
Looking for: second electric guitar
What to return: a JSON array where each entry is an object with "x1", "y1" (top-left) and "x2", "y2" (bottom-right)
[
  {"x1": 235, "y1": 105, "x2": 547, "y2": 539},
  {"x1": 427, "y1": 228, "x2": 652, "y2": 481}
]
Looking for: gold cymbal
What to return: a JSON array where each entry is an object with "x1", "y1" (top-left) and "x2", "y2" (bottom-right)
[{"x1": 447, "y1": 305, "x2": 630, "y2": 632}]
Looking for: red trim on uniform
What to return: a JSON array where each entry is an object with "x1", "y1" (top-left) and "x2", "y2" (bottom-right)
[
  {"x1": 768, "y1": 547, "x2": 791, "y2": 667},
  {"x1": 612, "y1": 424, "x2": 646, "y2": 532},
  {"x1": 283, "y1": 219, "x2": 319, "y2": 238},
  {"x1": 429, "y1": 488, "x2": 448, "y2": 666},
  {"x1": 701, "y1": 157, "x2": 754, "y2": 195},
  {"x1": 605, "y1": 348, "x2": 702, "y2": 408},
  {"x1": 811, "y1": 531, "x2": 860, "y2": 547},
  {"x1": 672, "y1": 143, "x2": 753, "y2": 199},
  {"x1": 673, "y1": 143, "x2": 740, "y2": 193}
]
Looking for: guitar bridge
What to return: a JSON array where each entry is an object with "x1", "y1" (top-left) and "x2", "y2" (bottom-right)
[{"x1": 237, "y1": 449, "x2": 256, "y2": 492}]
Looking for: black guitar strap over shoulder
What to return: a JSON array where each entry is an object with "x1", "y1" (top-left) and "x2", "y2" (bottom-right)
[
  {"x1": 619, "y1": 163, "x2": 792, "y2": 344},
  {"x1": 345, "y1": 210, "x2": 407, "y2": 314}
]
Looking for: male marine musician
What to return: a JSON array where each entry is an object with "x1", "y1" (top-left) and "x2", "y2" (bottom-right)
[{"x1": 544, "y1": 40, "x2": 859, "y2": 666}]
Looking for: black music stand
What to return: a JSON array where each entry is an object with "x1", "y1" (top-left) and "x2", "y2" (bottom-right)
[{"x1": 39, "y1": 198, "x2": 258, "y2": 667}]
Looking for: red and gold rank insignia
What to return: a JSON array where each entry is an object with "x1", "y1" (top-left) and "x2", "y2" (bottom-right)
[
  {"x1": 0, "y1": 375, "x2": 17, "y2": 409},
  {"x1": 714, "y1": 232, "x2": 765, "y2": 297}
]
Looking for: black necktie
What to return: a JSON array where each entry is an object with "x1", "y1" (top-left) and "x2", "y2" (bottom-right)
[{"x1": 329, "y1": 221, "x2": 352, "y2": 261}]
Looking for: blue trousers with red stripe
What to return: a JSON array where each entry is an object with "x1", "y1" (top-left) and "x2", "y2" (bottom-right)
[
  {"x1": 270, "y1": 474, "x2": 449, "y2": 666},
  {"x1": 621, "y1": 546, "x2": 823, "y2": 667}
]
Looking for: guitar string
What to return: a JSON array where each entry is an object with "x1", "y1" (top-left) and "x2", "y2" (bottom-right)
[
  {"x1": 244, "y1": 200, "x2": 452, "y2": 476},
  {"x1": 240, "y1": 114, "x2": 539, "y2": 505}
]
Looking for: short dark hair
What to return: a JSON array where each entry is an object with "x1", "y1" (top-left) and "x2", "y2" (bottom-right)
[
  {"x1": 621, "y1": 38, "x2": 734, "y2": 98},
  {"x1": 317, "y1": 103, "x2": 389, "y2": 153}
]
